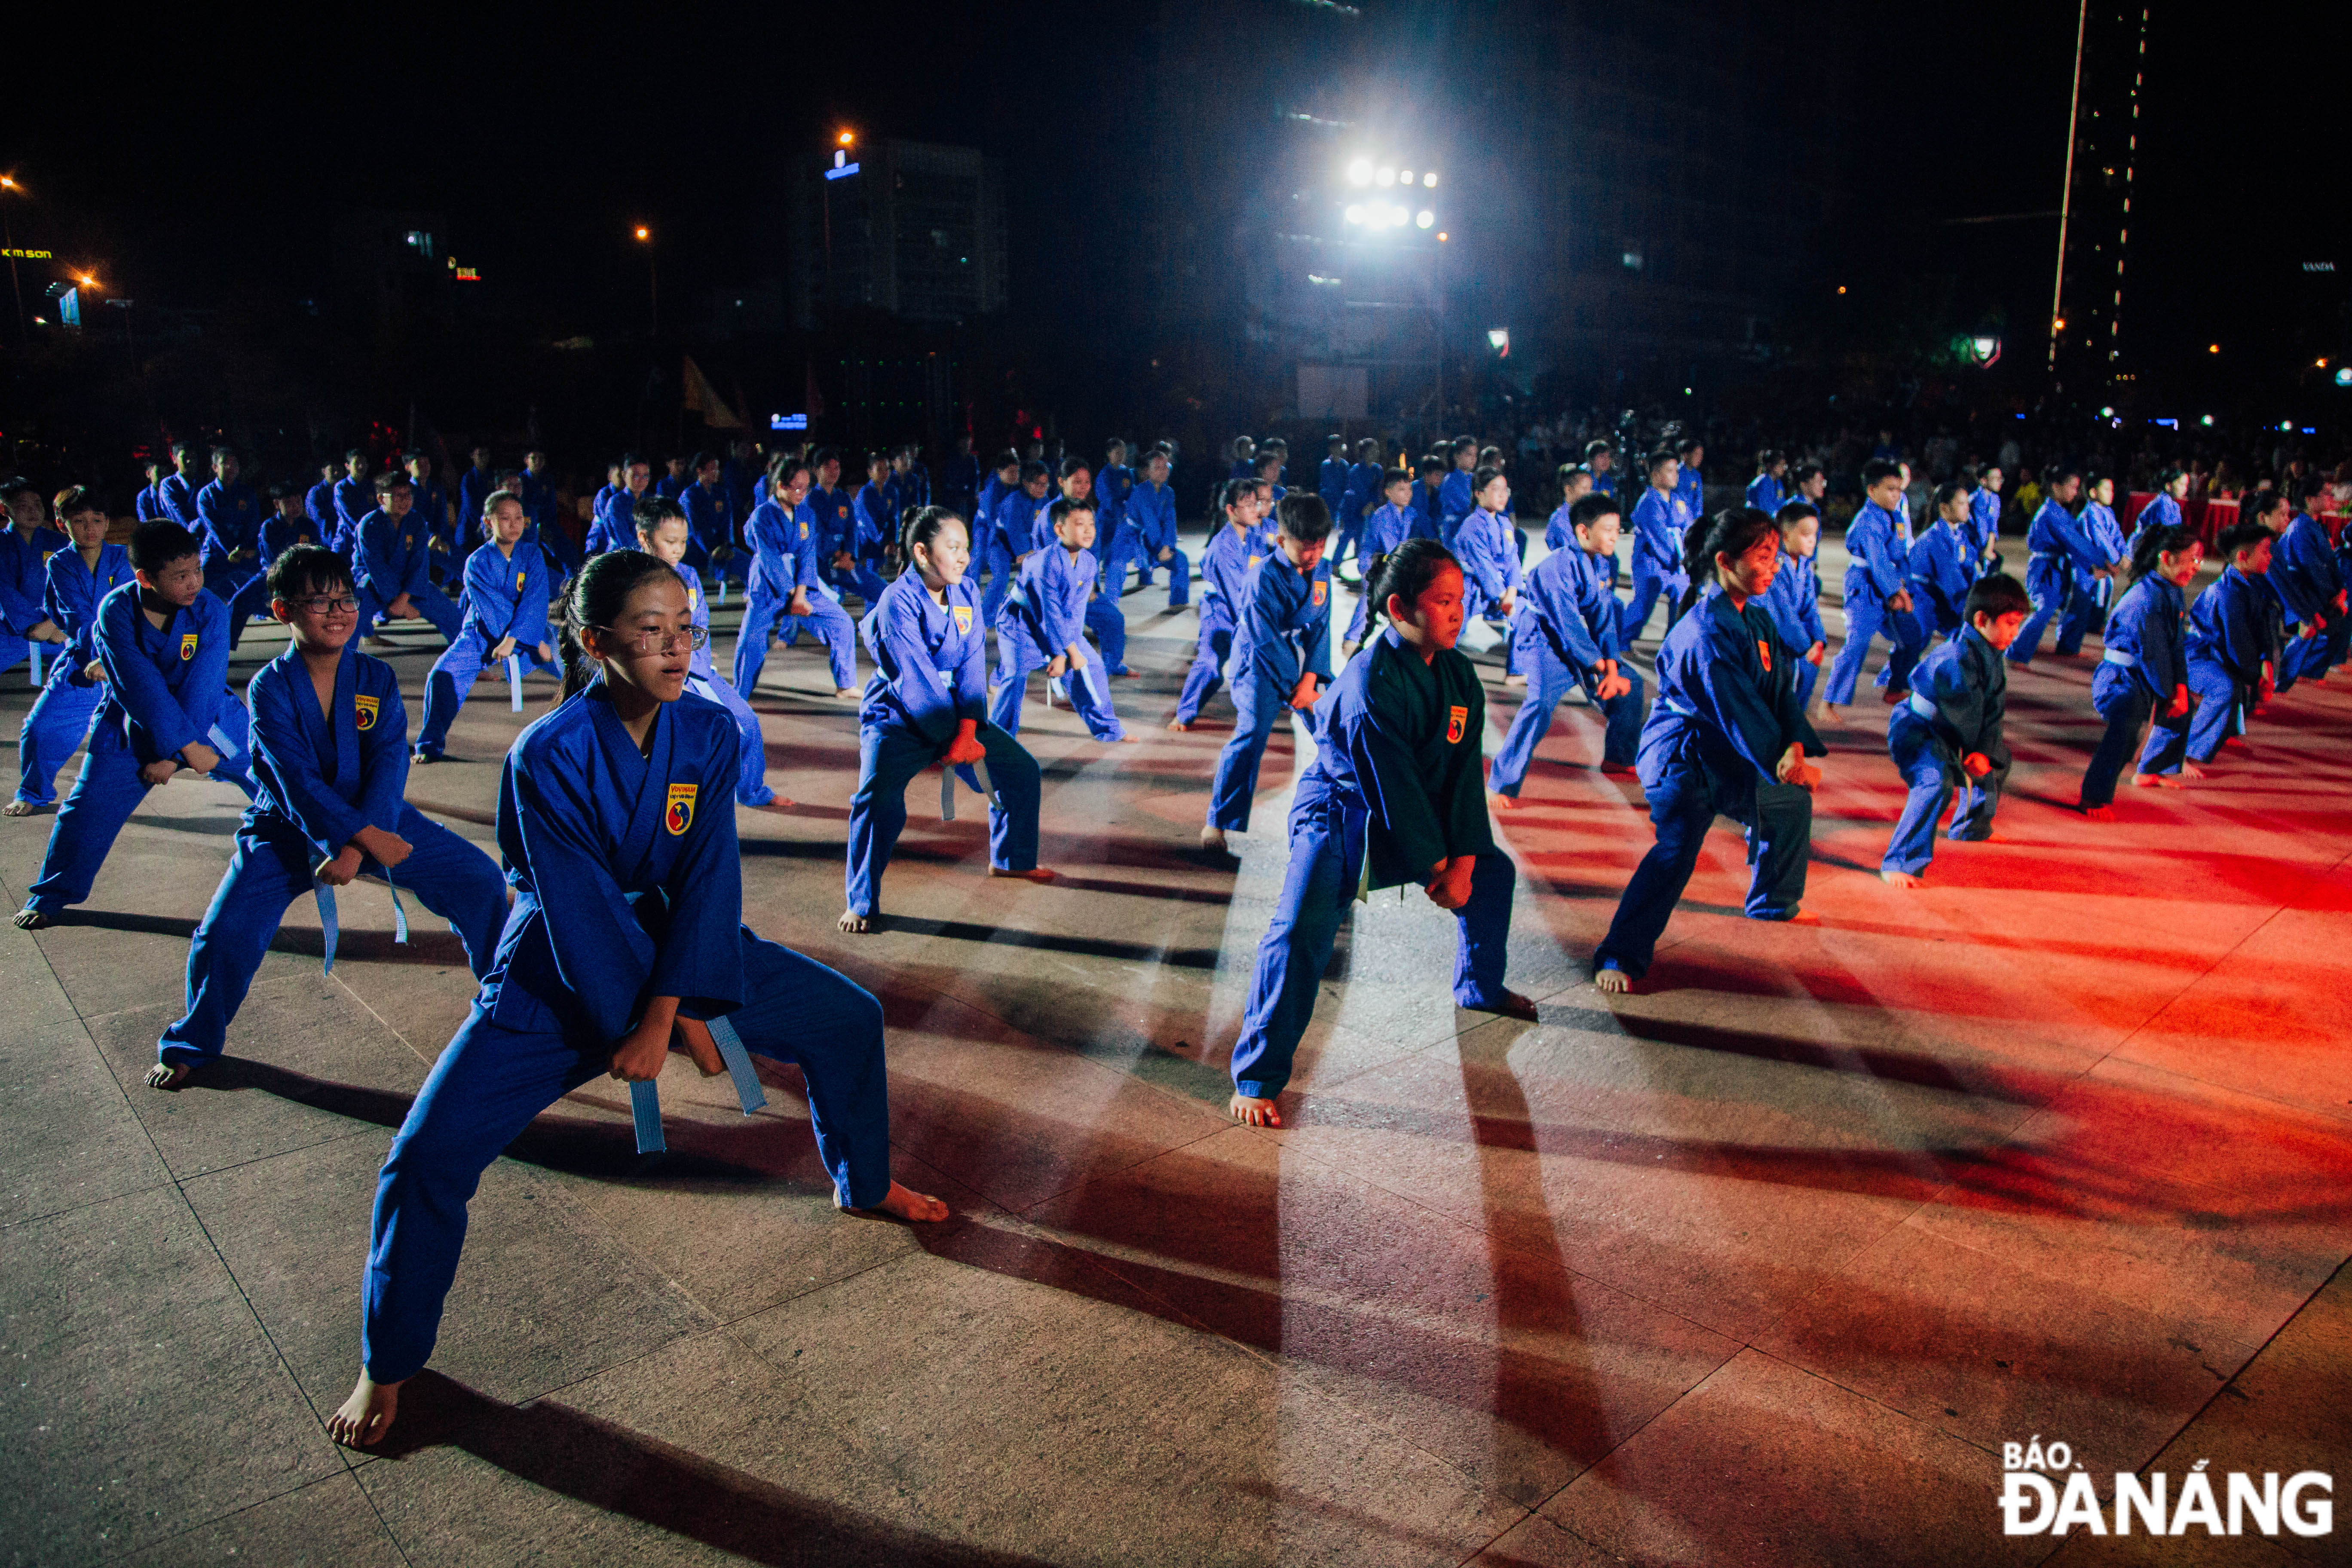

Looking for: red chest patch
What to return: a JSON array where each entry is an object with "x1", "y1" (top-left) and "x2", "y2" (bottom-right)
[
  {"x1": 1446, "y1": 704, "x2": 1467, "y2": 744},
  {"x1": 1757, "y1": 639, "x2": 1773, "y2": 672}
]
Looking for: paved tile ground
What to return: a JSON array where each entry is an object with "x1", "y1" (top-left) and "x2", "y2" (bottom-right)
[{"x1": 3, "y1": 533, "x2": 2346, "y2": 1567}]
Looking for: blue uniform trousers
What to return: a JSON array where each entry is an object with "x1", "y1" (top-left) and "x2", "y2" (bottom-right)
[
  {"x1": 1488, "y1": 646, "x2": 1642, "y2": 793},
  {"x1": 1, "y1": 633, "x2": 38, "y2": 680},
  {"x1": 827, "y1": 560, "x2": 887, "y2": 609},
  {"x1": 24, "y1": 716, "x2": 259, "y2": 916},
  {"x1": 844, "y1": 717, "x2": 1042, "y2": 917},
  {"x1": 1822, "y1": 597, "x2": 1923, "y2": 705},
  {"x1": 1229, "y1": 794, "x2": 1513, "y2": 1099},
  {"x1": 977, "y1": 541, "x2": 1017, "y2": 639},
  {"x1": 2183, "y1": 659, "x2": 2249, "y2": 762},
  {"x1": 989, "y1": 631, "x2": 1123, "y2": 741},
  {"x1": 1793, "y1": 657, "x2": 1821, "y2": 710},
  {"x1": 1594, "y1": 765, "x2": 1810, "y2": 981},
  {"x1": 733, "y1": 588, "x2": 858, "y2": 695},
  {"x1": 157, "y1": 808, "x2": 508, "y2": 1066},
  {"x1": 208, "y1": 564, "x2": 274, "y2": 650},
  {"x1": 1175, "y1": 625, "x2": 1233, "y2": 723},
  {"x1": 684, "y1": 674, "x2": 775, "y2": 807},
  {"x1": 361, "y1": 933, "x2": 892, "y2": 1383},
  {"x1": 1621, "y1": 563, "x2": 1684, "y2": 644},
  {"x1": 1133, "y1": 543, "x2": 1191, "y2": 607},
  {"x1": 1881, "y1": 712, "x2": 2003, "y2": 875},
  {"x1": 1084, "y1": 594, "x2": 1129, "y2": 673},
  {"x1": 14, "y1": 667, "x2": 104, "y2": 806},
  {"x1": 1208, "y1": 671, "x2": 1295, "y2": 832},
  {"x1": 2279, "y1": 617, "x2": 2349, "y2": 686},
  {"x1": 2079, "y1": 677, "x2": 2155, "y2": 808},
  {"x1": 2010, "y1": 557, "x2": 2086, "y2": 665},
  {"x1": 416, "y1": 630, "x2": 555, "y2": 758},
  {"x1": 358, "y1": 580, "x2": 461, "y2": 644}
]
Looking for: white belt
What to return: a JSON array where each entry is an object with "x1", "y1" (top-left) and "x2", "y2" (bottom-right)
[{"x1": 2101, "y1": 648, "x2": 2136, "y2": 668}]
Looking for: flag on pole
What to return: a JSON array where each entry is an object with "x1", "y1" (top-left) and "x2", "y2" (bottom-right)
[{"x1": 681, "y1": 356, "x2": 744, "y2": 429}]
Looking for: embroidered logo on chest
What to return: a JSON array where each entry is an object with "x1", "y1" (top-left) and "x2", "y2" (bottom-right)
[
  {"x1": 952, "y1": 604, "x2": 973, "y2": 634},
  {"x1": 799, "y1": 522, "x2": 809, "y2": 540},
  {"x1": 516, "y1": 571, "x2": 526, "y2": 591},
  {"x1": 179, "y1": 632, "x2": 199, "y2": 661},
  {"x1": 354, "y1": 694, "x2": 380, "y2": 731},
  {"x1": 1311, "y1": 579, "x2": 1327, "y2": 607},
  {"x1": 665, "y1": 782, "x2": 697, "y2": 836},
  {"x1": 1446, "y1": 704, "x2": 1467, "y2": 744},
  {"x1": 1758, "y1": 640, "x2": 1773, "y2": 672}
]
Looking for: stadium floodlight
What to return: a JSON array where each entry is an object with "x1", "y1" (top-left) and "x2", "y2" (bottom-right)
[
  {"x1": 1344, "y1": 205, "x2": 1365, "y2": 225},
  {"x1": 1423, "y1": 172, "x2": 1438, "y2": 188},
  {"x1": 1399, "y1": 170, "x2": 1414, "y2": 184},
  {"x1": 1347, "y1": 159, "x2": 1373, "y2": 186},
  {"x1": 1377, "y1": 166, "x2": 1396, "y2": 186},
  {"x1": 1415, "y1": 210, "x2": 1434, "y2": 229}
]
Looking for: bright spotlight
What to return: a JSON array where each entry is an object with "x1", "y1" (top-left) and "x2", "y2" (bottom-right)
[
  {"x1": 1423, "y1": 172, "x2": 1438, "y2": 188},
  {"x1": 1415, "y1": 210, "x2": 1434, "y2": 229},
  {"x1": 2100, "y1": 406, "x2": 2115, "y2": 418},
  {"x1": 1344, "y1": 205, "x2": 1365, "y2": 224},
  {"x1": 1399, "y1": 170, "x2": 1414, "y2": 185},
  {"x1": 1390, "y1": 205, "x2": 1409, "y2": 225},
  {"x1": 1347, "y1": 159, "x2": 1372, "y2": 186},
  {"x1": 1377, "y1": 166, "x2": 1396, "y2": 187}
]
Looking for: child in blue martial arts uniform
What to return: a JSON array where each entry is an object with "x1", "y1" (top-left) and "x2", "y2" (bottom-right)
[
  {"x1": 14, "y1": 522, "x2": 259, "y2": 929},
  {"x1": 2077, "y1": 473, "x2": 2128, "y2": 629},
  {"x1": 1121, "y1": 447, "x2": 1187, "y2": 606},
  {"x1": 135, "y1": 461, "x2": 168, "y2": 522},
  {"x1": 1820, "y1": 458, "x2": 1926, "y2": 717},
  {"x1": 331, "y1": 450, "x2": 374, "y2": 556},
  {"x1": 1453, "y1": 467, "x2": 1522, "y2": 663},
  {"x1": 587, "y1": 455, "x2": 652, "y2": 557},
  {"x1": 850, "y1": 451, "x2": 900, "y2": 601},
  {"x1": 354, "y1": 472, "x2": 462, "y2": 645},
  {"x1": 1761, "y1": 500, "x2": 1828, "y2": 711},
  {"x1": 1338, "y1": 438, "x2": 1386, "y2": 573},
  {"x1": 1746, "y1": 450, "x2": 1786, "y2": 516},
  {"x1": 1544, "y1": 465, "x2": 1595, "y2": 552},
  {"x1": 1969, "y1": 464, "x2": 2008, "y2": 577},
  {"x1": 733, "y1": 457, "x2": 862, "y2": 701},
  {"x1": 1622, "y1": 448, "x2": 1695, "y2": 646},
  {"x1": 1879, "y1": 573, "x2": 2027, "y2": 887},
  {"x1": 157, "y1": 444, "x2": 206, "y2": 527},
  {"x1": 1170, "y1": 481, "x2": 1268, "y2": 730},
  {"x1": 1225, "y1": 539, "x2": 1536, "y2": 1127},
  {"x1": 325, "y1": 549, "x2": 949, "y2": 1451},
  {"x1": 263, "y1": 484, "x2": 325, "y2": 563},
  {"x1": 1003, "y1": 459, "x2": 1056, "y2": 557},
  {"x1": 148, "y1": 548, "x2": 510, "y2": 1087},
  {"x1": 1436, "y1": 437, "x2": 1478, "y2": 545},
  {"x1": 413, "y1": 489, "x2": 557, "y2": 762},
  {"x1": 2009, "y1": 468, "x2": 2110, "y2": 668},
  {"x1": 1316, "y1": 435, "x2": 1351, "y2": 528},
  {"x1": 633, "y1": 497, "x2": 780, "y2": 810},
  {"x1": 1490, "y1": 493, "x2": 1642, "y2": 800},
  {"x1": 0, "y1": 481, "x2": 67, "y2": 681},
  {"x1": 972, "y1": 450, "x2": 1023, "y2": 632},
  {"x1": 2080, "y1": 524, "x2": 2202, "y2": 818},
  {"x1": 1342, "y1": 469, "x2": 1435, "y2": 653},
  {"x1": 680, "y1": 452, "x2": 744, "y2": 588},
  {"x1": 990, "y1": 495, "x2": 1132, "y2": 744},
  {"x1": 1202, "y1": 494, "x2": 1335, "y2": 854},
  {"x1": 11, "y1": 490, "x2": 132, "y2": 814},
  {"x1": 1906, "y1": 481, "x2": 1982, "y2": 643},
  {"x1": 2183, "y1": 521, "x2": 2275, "y2": 763},
  {"x1": 2129, "y1": 467, "x2": 2189, "y2": 554},
  {"x1": 2272, "y1": 477, "x2": 2348, "y2": 686},
  {"x1": 1593, "y1": 507, "x2": 1827, "y2": 993},
  {"x1": 1051, "y1": 460, "x2": 1130, "y2": 675},
  {"x1": 840, "y1": 506, "x2": 1050, "y2": 933},
  {"x1": 1673, "y1": 437, "x2": 1706, "y2": 520},
  {"x1": 1094, "y1": 438, "x2": 1136, "y2": 589},
  {"x1": 196, "y1": 445, "x2": 273, "y2": 647}
]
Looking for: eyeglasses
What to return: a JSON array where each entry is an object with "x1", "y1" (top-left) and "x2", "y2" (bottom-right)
[
  {"x1": 594, "y1": 625, "x2": 709, "y2": 654},
  {"x1": 286, "y1": 596, "x2": 358, "y2": 615}
]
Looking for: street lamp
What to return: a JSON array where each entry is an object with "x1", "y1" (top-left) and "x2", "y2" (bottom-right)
[{"x1": 633, "y1": 224, "x2": 657, "y2": 340}]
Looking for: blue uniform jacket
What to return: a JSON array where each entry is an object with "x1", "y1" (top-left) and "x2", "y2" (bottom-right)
[
  {"x1": 196, "y1": 481, "x2": 263, "y2": 570},
  {"x1": 1638, "y1": 587, "x2": 1824, "y2": 791},
  {"x1": 483, "y1": 681, "x2": 745, "y2": 1047},
  {"x1": 462, "y1": 541, "x2": 552, "y2": 647},
  {"x1": 2271, "y1": 513, "x2": 2343, "y2": 626},
  {"x1": 2186, "y1": 566, "x2": 2270, "y2": 684},
  {"x1": 1518, "y1": 546, "x2": 1617, "y2": 687},
  {"x1": 1761, "y1": 550, "x2": 1825, "y2": 652},
  {"x1": 2099, "y1": 575, "x2": 2186, "y2": 703},
  {"x1": 851, "y1": 483, "x2": 894, "y2": 560},
  {"x1": 245, "y1": 642, "x2": 411, "y2": 858},
  {"x1": 858, "y1": 573, "x2": 987, "y2": 744},
  {"x1": 1455, "y1": 506, "x2": 1522, "y2": 605},
  {"x1": 1096, "y1": 464, "x2": 1133, "y2": 534},
  {"x1": 1001, "y1": 491, "x2": 1052, "y2": 557},
  {"x1": 1675, "y1": 466, "x2": 1706, "y2": 520},
  {"x1": 356, "y1": 509, "x2": 433, "y2": 605},
  {"x1": 333, "y1": 478, "x2": 376, "y2": 547},
  {"x1": 158, "y1": 473, "x2": 204, "y2": 527},
  {"x1": 457, "y1": 469, "x2": 499, "y2": 538},
  {"x1": 262, "y1": 512, "x2": 324, "y2": 563},
  {"x1": 43, "y1": 544, "x2": 135, "y2": 673},
  {"x1": 411, "y1": 479, "x2": 453, "y2": 549},
  {"x1": 1364, "y1": 502, "x2": 1430, "y2": 559},
  {"x1": 1630, "y1": 487, "x2": 1694, "y2": 583},
  {"x1": 1844, "y1": 499, "x2": 1912, "y2": 606},
  {"x1": 1003, "y1": 541, "x2": 1097, "y2": 652},
  {"x1": 2026, "y1": 498, "x2": 2107, "y2": 576},
  {"x1": 136, "y1": 484, "x2": 169, "y2": 522},
  {"x1": 1906, "y1": 521, "x2": 1977, "y2": 636},
  {"x1": 1968, "y1": 488, "x2": 2003, "y2": 557},
  {"x1": 1745, "y1": 474, "x2": 1782, "y2": 515},
  {"x1": 1316, "y1": 458, "x2": 1351, "y2": 515},
  {"x1": 683, "y1": 479, "x2": 736, "y2": 558},
  {"x1": 305, "y1": 480, "x2": 339, "y2": 533},
  {"x1": 1196, "y1": 524, "x2": 1265, "y2": 634},
  {"x1": 810, "y1": 484, "x2": 858, "y2": 560},
  {"x1": 2128, "y1": 492, "x2": 2183, "y2": 551},
  {"x1": 92, "y1": 582, "x2": 238, "y2": 766},
  {"x1": 744, "y1": 499, "x2": 812, "y2": 598},
  {"x1": 589, "y1": 487, "x2": 649, "y2": 556},
  {"x1": 1438, "y1": 470, "x2": 1475, "y2": 539},
  {"x1": 1, "y1": 525, "x2": 68, "y2": 634},
  {"x1": 1896, "y1": 626, "x2": 2009, "y2": 767},
  {"x1": 974, "y1": 475, "x2": 1017, "y2": 552},
  {"x1": 1125, "y1": 480, "x2": 1178, "y2": 557},
  {"x1": 1230, "y1": 553, "x2": 1333, "y2": 689},
  {"x1": 1341, "y1": 460, "x2": 1385, "y2": 524},
  {"x1": 2081, "y1": 501, "x2": 2126, "y2": 567}
]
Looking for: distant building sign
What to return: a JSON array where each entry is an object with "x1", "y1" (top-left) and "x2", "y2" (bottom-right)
[
  {"x1": 0, "y1": 248, "x2": 52, "y2": 260},
  {"x1": 771, "y1": 413, "x2": 810, "y2": 431}
]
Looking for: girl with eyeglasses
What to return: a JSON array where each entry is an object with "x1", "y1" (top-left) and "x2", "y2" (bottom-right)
[
  {"x1": 328, "y1": 548, "x2": 947, "y2": 1451},
  {"x1": 634, "y1": 494, "x2": 781, "y2": 809}
]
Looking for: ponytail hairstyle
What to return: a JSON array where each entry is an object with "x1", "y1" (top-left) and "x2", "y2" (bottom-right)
[
  {"x1": 2127, "y1": 522, "x2": 2199, "y2": 585},
  {"x1": 900, "y1": 503, "x2": 964, "y2": 564},
  {"x1": 558, "y1": 548, "x2": 677, "y2": 699},
  {"x1": 1364, "y1": 536, "x2": 1461, "y2": 633},
  {"x1": 768, "y1": 451, "x2": 810, "y2": 496},
  {"x1": 1676, "y1": 505, "x2": 1779, "y2": 618}
]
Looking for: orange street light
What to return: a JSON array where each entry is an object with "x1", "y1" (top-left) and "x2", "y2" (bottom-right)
[{"x1": 837, "y1": 129, "x2": 856, "y2": 147}]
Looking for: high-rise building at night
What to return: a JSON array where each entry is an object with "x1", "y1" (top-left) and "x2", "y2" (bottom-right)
[{"x1": 790, "y1": 138, "x2": 1010, "y2": 330}]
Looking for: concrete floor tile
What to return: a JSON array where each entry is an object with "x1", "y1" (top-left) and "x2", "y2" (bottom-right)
[
  {"x1": 0, "y1": 1185, "x2": 343, "y2": 1562},
  {"x1": 1541, "y1": 1349, "x2": 2043, "y2": 1568},
  {"x1": 0, "y1": 1018, "x2": 171, "y2": 1225},
  {"x1": 120, "y1": 1471, "x2": 404, "y2": 1567},
  {"x1": 1467, "y1": 1512, "x2": 1631, "y2": 1567},
  {"x1": 2115, "y1": 906, "x2": 2352, "y2": 1119}
]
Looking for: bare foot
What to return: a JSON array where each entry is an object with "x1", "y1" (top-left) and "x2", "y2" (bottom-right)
[
  {"x1": 1818, "y1": 704, "x2": 1844, "y2": 724},
  {"x1": 1880, "y1": 869, "x2": 1922, "y2": 889},
  {"x1": 838, "y1": 907, "x2": 873, "y2": 934},
  {"x1": 12, "y1": 906, "x2": 52, "y2": 931},
  {"x1": 1490, "y1": 792, "x2": 1521, "y2": 811},
  {"x1": 1166, "y1": 718, "x2": 1193, "y2": 732},
  {"x1": 748, "y1": 796, "x2": 797, "y2": 813},
  {"x1": 410, "y1": 750, "x2": 437, "y2": 766},
  {"x1": 857, "y1": 1180, "x2": 949, "y2": 1223},
  {"x1": 1503, "y1": 672, "x2": 1528, "y2": 688},
  {"x1": 1228, "y1": 1092, "x2": 1282, "y2": 1127},
  {"x1": 2131, "y1": 773, "x2": 2185, "y2": 790},
  {"x1": 144, "y1": 1061, "x2": 191, "y2": 1090},
  {"x1": 1, "y1": 798, "x2": 46, "y2": 816},
  {"x1": 1464, "y1": 989, "x2": 1539, "y2": 1021},
  {"x1": 328, "y1": 1374, "x2": 402, "y2": 1447},
  {"x1": 2180, "y1": 762, "x2": 2206, "y2": 780},
  {"x1": 989, "y1": 865, "x2": 1058, "y2": 883},
  {"x1": 2082, "y1": 804, "x2": 2116, "y2": 821},
  {"x1": 833, "y1": 687, "x2": 860, "y2": 700},
  {"x1": 1593, "y1": 965, "x2": 1632, "y2": 994},
  {"x1": 1200, "y1": 825, "x2": 1229, "y2": 854},
  {"x1": 1112, "y1": 734, "x2": 1140, "y2": 743}
]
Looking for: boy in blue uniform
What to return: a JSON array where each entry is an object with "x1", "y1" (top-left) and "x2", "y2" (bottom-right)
[
  {"x1": 2272, "y1": 478, "x2": 2348, "y2": 685},
  {"x1": 1583, "y1": 440, "x2": 1617, "y2": 499},
  {"x1": 405, "y1": 451, "x2": 453, "y2": 576},
  {"x1": 2008, "y1": 469, "x2": 2109, "y2": 668},
  {"x1": 1093, "y1": 439, "x2": 1135, "y2": 588},
  {"x1": 1905, "y1": 481, "x2": 1982, "y2": 642},
  {"x1": 454, "y1": 446, "x2": 496, "y2": 557},
  {"x1": 1745, "y1": 450, "x2": 1785, "y2": 516},
  {"x1": 2082, "y1": 524, "x2": 2202, "y2": 815},
  {"x1": 1121, "y1": 448, "x2": 1186, "y2": 606},
  {"x1": 263, "y1": 485, "x2": 324, "y2": 561},
  {"x1": 1968, "y1": 465, "x2": 2007, "y2": 576},
  {"x1": 413, "y1": 490, "x2": 557, "y2": 761},
  {"x1": 2184, "y1": 523, "x2": 2277, "y2": 760},
  {"x1": 14, "y1": 522, "x2": 258, "y2": 929},
  {"x1": 1761, "y1": 500, "x2": 1828, "y2": 710},
  {"x1": 157, "y1": 444, "x2": 206, "y2": 527},
  {"x1": 1170, "y1": 481, "x2": 1266, "y2": 730},
  {"x1": 637, "y1": 497, "x2": 780, "y2": 808},
  {"x1": 1317, "y1": 436, "x2": 1351, "y2": 522},
  {"x1": 354, "y1": 472, "x2": 462, "y2": 645},
  {"x1": 304, "y1": 462, "x2": 340, "y2": 539},
  {"x1": 990, "y1": 496, "x2": 1130, "y2": 744},
  {"x1": 11, "y1": 490, "x2": 132, "y2": 813},
  {"x1": 1820, "y1": 459, "x2": 1925, "y2": 717},
  {"x1": 1490, "y1": 493, "x2": 1641, "y2": 800},
  {"x1": 808, "y1": 449, "x2": 868, "y2": 603},
  {"x1": 1544, "y1": 465, "x2": 1594, "y2": 551},
  {"x1": 681, "y1": 452, "x2": 744, "y2": 588},
  {"x1": 1436, "y1": 436, "x2": 1479, "y2": 545},
  {"x1": 1879, "y1": 574, "x2": 2027, "y2": 887},
  {"x1": 1343, "y1": 469, "x2": 1434, "y2": 652},
  {"x1": 332, "y1": 450, "x2": 374, "y2": 554},
  {"x1": 1453, "y1": 466, "x2": 1521, "y2": 657},
  {"x1": 972, "y1": 451, "x2": 1024, "y2": 632},
  {"x1": 849, "y1": 451, "x2": 900, "y2": 600},
  {"x1": 2129, "y1": 467, "x2": 2188, "y2": 554},
  {"x1": 148, "y1": 548, "x2": 510, "y2": 1087},
  {"x1": 1051, "y1": 461, "x2": 1130, "y2": 675},
  {"x1": 0, "y1": 481, "x2": 67, "y2": 680},
  {"x1": 196, "y1": 445, "x2": 272, "y2": 645},
  {"x1": 2077, "y1": 473, "x2": 2128, "y2": 628},
  {"x1": 1673, "y1": 437, "x2": 1706, "y2": 520},
  {"x1": 135, "y1": 460, "x2": 169, "y2": 521},
  {"x1": 588, "y1": 454, "x2": 653, "y2": 557},
  {"x1": 1201, "y1": 495, "x2": 1334, "y2": 854},
  {"x1": 733, "y1": 458, "x2": 861, "y2": 701},
  {"x1": 1622, "y1": 448, "x2": 1694, "y2": 645}
]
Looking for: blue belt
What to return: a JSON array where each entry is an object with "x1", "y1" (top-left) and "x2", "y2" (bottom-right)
[
  {"x1": 1905, "y1": 691, "x2": 1938, "y2": 722},
  {"x1": 2101, "y1": 647, "x2": 2137, "y2": 668},
  {"x1": 628, "y1": 1015, "x2": 768, "y2": 1155},
  {"x1": 1656, "y1": 695, "x2": 1698, "y2": 719},
  {"x1": 313, "y1": 873, "x2": 411, "y2": 974},
  {"x1": 939, "y1": 756, "x2": 998, "y2": 821}
]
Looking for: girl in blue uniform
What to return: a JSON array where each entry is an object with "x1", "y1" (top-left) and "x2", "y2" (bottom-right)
[
  {"x1": 1170, "y1": 481, "x2": 1267, "y2": 730},
  {"x1": 1452, "y1": 467, "x2": 1522, "y2": 660},
  {"x1": 2184, "y1": 523, "x2": 2278, "y2": 762},
  {"x1": 2080, "y1": 523, "x2": 2202, "y2": 818},
  {"x1": 1226, "y1": 538, "x2": 1535, "y2": 1127},
  {"x1": 1593, "y1": 507, "x2": 1827, "y2": 994},
  {"x1": 327, "y1": 549, "x2": 947, "y2": 1451},
  {"x1": 11, "y1": 489, "x2": 132, "y2": 813},
  {"x1": 636, "y1": 497, "x2": 781, "y2": 809},
  {"x1": 1489, "y1": 493, "x2": 1641, "y2": 800},
  {"x1": 413, "y1": 489, "x2": 557, "y2": 762},
  {"x1": 1761, "y1": 500, "x2": 1827, "y2": 711},
  {"x1": 1201, "y1": 494, "x2": 1334, "y2": 854},
  {"x1": 732, "y1": 457, "x2": 862, "y2": 702},
  {"x1": 150, "y1": 548, "x2": 509, "y2": 1086},
  {"x1": 989, "y1": 496, "x2": 1130, "y2": 744},
  {"x1": 841, "y1": 506, "x2": 1050, "y2": 934}
]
